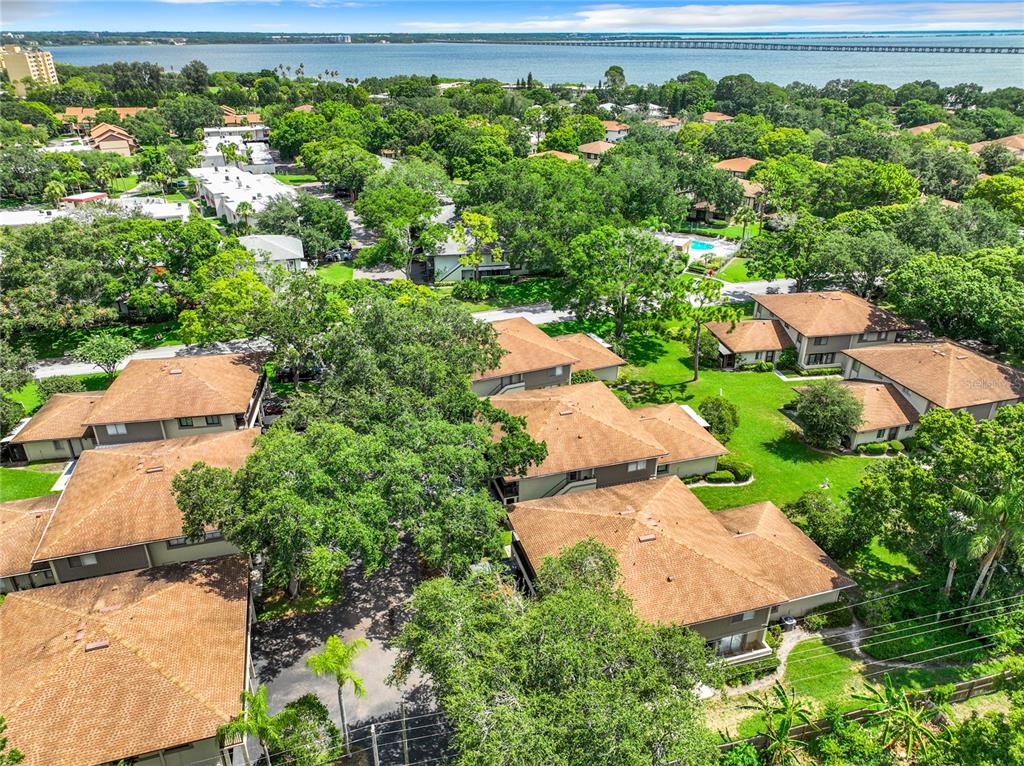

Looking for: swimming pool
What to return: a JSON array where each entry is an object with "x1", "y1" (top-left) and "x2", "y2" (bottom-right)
[{"x1": 690, "y1": 241, "x2": 715, "y2": 252}]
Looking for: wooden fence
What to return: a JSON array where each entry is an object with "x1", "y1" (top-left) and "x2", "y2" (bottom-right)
[{"x1": 718, "y1": 672, "x2": 1012, "y2": 753}]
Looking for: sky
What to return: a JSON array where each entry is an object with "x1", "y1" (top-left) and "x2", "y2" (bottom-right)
[{"x1": 5, "y1": 0, "x2": 1024, "y2": 34}]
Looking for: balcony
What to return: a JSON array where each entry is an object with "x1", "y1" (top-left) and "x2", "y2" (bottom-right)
[
  {"x1": 492, "y1": 477, "x2": 519, "y2": 505},
  {"x1": 720, "y1": 639, "x2": 773, "y2": 665},
  {"x1": 554, "y1": 476, "x2": 597, "y2": 495}
]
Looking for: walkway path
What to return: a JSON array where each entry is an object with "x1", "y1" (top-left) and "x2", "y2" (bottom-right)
[{"x1": 471, "y1": 302, "x2": 574, "y2": 325}]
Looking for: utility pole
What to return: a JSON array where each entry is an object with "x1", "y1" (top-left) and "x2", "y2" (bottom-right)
[
  {"x1": 370, "y1": 723, "x2": 379, "y2": 766},
  {"x1": 400, "y1": 700, "x2": 410, "y2": 765}
]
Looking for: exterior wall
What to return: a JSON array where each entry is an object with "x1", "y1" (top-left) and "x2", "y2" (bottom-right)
[
  {"x1": 473, "y1": 365, "x2": 571, "y2": 396},
  {"x1": 163, "y1": 414, "x2": 239, "y2": 440},
  {"x1": 1, "y1": 568, "x2": 56, "y2": 594},
  {"x1": 516, "y1": 472, "x2": 575, "y2": 502},
  {"x1": 135, "y1": 736, "x2": 226, "y2": 766},
  {"x1": 798, "y1": 334, "x2": 852, "y2": 368},
  {"x1": 850, "y1": 425, "x2": 915, "y2": 447},
  {"x1": 146, "y1": 538, "x2": 240, "y2": 566},
  {"x1": 692, "y1": 607, "x2": 772, "y2": 643},
  {"x1": 594, "y1": 458, "x2": 658, "y2": 489},
  {"x1": 770, "y1": 590, "x2": 843, "y2": 620},
  {"x1": 50, "y1": 544, "x2": 150, "y2": 583},
  {"x1": 22, "y1": 436, "x2": 93, "y2": 462},
  {"x1": 92, "y1": 419, "x2": 166, "y2": 445},
  {"x1": 657, "y1": 455, "x2": 720, "y2": 479},
  {"x1": 590, "y1": 365, "x2": 622, "y2": 382},
  {"x1": 432, "y1": 253, "x2": 528, "y2": 283}
]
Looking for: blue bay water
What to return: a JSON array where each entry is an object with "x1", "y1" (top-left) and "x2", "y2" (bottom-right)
[{"x1": 49, "y1": 33, "x2": 1024, "y2": 88}]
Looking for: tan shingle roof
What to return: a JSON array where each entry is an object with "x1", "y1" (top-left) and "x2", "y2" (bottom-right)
[
  {"x1": 552, "y1": 333, "x2": 625, "y2": 372},
  {"x1": 968, "y1": 133, "x2": 1024, "y2": 153},
  {"x1": 509, "y1": 477, "x2": 853, "y2": 626},
  {"x1": 714, "y1": 157, "x2": 761, "y2": 173},
  {"x1": 0, "y1": 496, "x2": 58, "y2": 578},
  {"x1": 754, "y1": 291, "x2": 909, "y2": 337},
  {"x1": 906, "y1": 121, "x2": 945, "y2": 135},
  {"x1": 843, "y1": 341, "x2": 1024, "y2": 410},
  {"x1": 1, "y1": 556, "x2": 249, "y2": 766},
  {"x1": 474, "y1": 318, "x2": 578, "y2": 381},
  {"x1": 632, "y1": 404, "x2": 729, "y2": 463},
  {"x1": 840, "y1": 381, "x2": 920, "y2": 432},
  {"x1": 578, "y1": 140, "x2": 616, "y2": 155},
  {"x1": 739, "y1": 178, "x2": 766, "y2": 198},
  {"x1": 601, "y1": 120, "x2": 629, "y2": 131},
  {"x1": 529, "y1": 150, "x2": 580, "y2": 161},
  {"x1": 84, "y1": 354, "x2": 261, "y2": 425},
  {"x1": 492, "y1": 382, "x2": 667, "y2": 479},
  {"x1": 10, "y1": 392, "x2": 103, "y2": 444},
  {"x1": 705, "y1": 319, "x2": 794, "y2": 354},
  {"x1": 702, "y1": 111, "x2": 734, "y2": 122},
  {"x1": 34, "y1": 429, "x2": 259, "y2": 561}
]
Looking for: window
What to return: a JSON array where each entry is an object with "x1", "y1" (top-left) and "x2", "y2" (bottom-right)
[
  {"x1": 851, "y1": 361, "x2": 861, "y2": 374},
  {"x1": 105, "y1": 423, "x2": 127, "y2": 436},
  {"x1": 878, "y1": 331, "x2": 888, "y2": 341},
  {"x1": 205, "y1": 415, "x2": 221, "y2": 426},
  {"x1": 52, "y1": 440, "x2": 65, "y2": 452},
  {"x1": 730, "y1": 610, "x2": 756, "y2": 623},
  {"x1": 167, "y1": 530, "x2": 223, "y2": 549},
  {"x1": 765, "y1": 351, "x2": 775, "y2": 362},
  {"x1": 627, "y1": 460, "x2": 647, "y2": 472},
  {"x1": 657, "y1": 464, "x2": 669, "y2": 475},
  {"x1": 807, "y1": 353, "x2": 835, "y2": 365},
  {"x1": 552, "y1": 365, "x2": 564, "y2": 377},
  {"x1": 754, "y1": 351, "x2": 762, "y2": 360},
  {"x1": 905, "y1": 423, "x2": 914, "y2": 432},
  {"x1": 68, "y1": 553, "x2": 98, "y2": 568},
  {"x1": 813, "y1": 336, "x2": 827, "y2": 346},
  {"x1": 876, "y1": 429, "x2": 887, "y2": 439},
  {"x1": 178, "y1": 417, "x2": 194, "y2": 428}
]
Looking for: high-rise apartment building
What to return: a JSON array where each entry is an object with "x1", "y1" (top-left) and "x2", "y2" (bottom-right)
[{"x1": 1, "y1": 45, "x2": 59, "y2": 96}]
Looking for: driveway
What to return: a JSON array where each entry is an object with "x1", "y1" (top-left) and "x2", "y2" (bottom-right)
[
  {"x1": 252, "y1": 540, "x2": 449, "y2": 764},
  {"x1": 718, "y1": 278, "x2": 796, "y2": 303},
  {"x1": 472, "y1": 302, "x2": 574, "y2": 325}
]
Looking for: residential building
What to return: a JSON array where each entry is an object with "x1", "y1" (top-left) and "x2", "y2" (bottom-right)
[
  {"x1": 220, "y1": 104, "x2": 262, "y2": 127},
  {"x1": 1, "y1": 556, "x2": 253, "y2": 766},
  {"x1": 6, "y1": 392, "x2": 102, "y2": 462},
  {"x1": 82, "y1": 354, "x2": 265, "y2": 446},
  {"x1": 702, "y1": 111, "x2": 735, "y2": 124},
  {"x1": 601, "y1": 119, "x2": 630, "y2": 142},
  {"x1": 58, "y1": 105, "x2": 150, "y2": 124},
  {"x1": 633, "y1": 404, "x2": 729, "y2": 478},
  {"x1": 199, "y1": 133, "x2": 274, "y2": 173},
  {"x1": 490, "y1": 382, "x2": 668, "y2": 503},
  {"x1": 0, "y1": 496, "x2": 59, "y2": 593},
  {"x1": 551, "y1": 332, "x2": 626, "y2": 381},
  {"x1": 738, "y1": 179, "x2": 766, "y2": 211},
  {"x1": 0, "y1": 208, "x2": 68, "y2": 226},
  {"x1": 752, "y1": 291, "x2": 909, "y2": 369},
  {"x1": 239, "y1": 233, "x2": 307, "y2": 273},
  {"x1": 472, "y1": 318, "x2": 578, "y2": 396},
  {"x1": 906, "y1": 121, "x2": 946, "y2": 135},
  {"x1": 529, "y1": 150, "x2": 580, "y2": 162},
  {"x1": 110, "y1": 196, "x2": 191, "y2": 221},
  {"x1": 968, "y1": 133, "x2": 1024, "y2": 160},
  {"x1": 293, "y1": 103, "x2": 315, "y2": 112},
  {"x1": 0, "y1": 44, "x2": 58, "y2": 96},
  {"x1": 646, "y1": 116, "x2": 682, "y2": 131},
  {"x1": 714, "y1": 157, "x2": 761, "y2": 177},
  {"x1": 578, "y1": 139, "x2": 616, "y2": 163},
  {"x1": 189, "y1": 166, "x2": 297, "y2": 224},
  {"x1": 61, "y1": 191, "x2": 109, "y2": 206},
  {"x1": 706, "y1": 319, "x2": 795, "y2": 369},
  {"x1": 0, "y1": 199, "x2": 189, "y2": 227},
  {"x1": 88, "y1": 122, "x2": 138, "y2": 155},
  {"x1": 841, "y1": 340, "x2": 1024, "y2": 429},
  {"x1": 30, "y1": 429, "x2": 258, "y2": 583},
  {"x1": 832, "y1": 380, "x2": 921, "y2": 448},
  {"x1": 508, "y1": 477, "x2": 854, "y2": 662},
  {"x1": 204, "y1": 123, "x2": 270, "y2": 142},
  {"x1": 471, "y1": 319, "x2": 625, "y2": 396}
]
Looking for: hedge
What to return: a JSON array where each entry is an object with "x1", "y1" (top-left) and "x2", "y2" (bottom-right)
[
  {"x1": 718, "y1": 457, "x2": 753, "y2": 482},
  {"x1": 705, "y1": 470, "x2": 735, "y2": 483},
  {"x1": 737, "y1": 361, "x2": 774, "y2": 372},
  {"x1": 802, "y1": 599, "x2": 855, "y2": 630},
  {"x1": 865, "y1": 442, "x2": 889, "y2": 455},
  {"x1": 725, "y1": 654, "x2": 782, "y2": 687},
  {"x1": 888, "y1": 439, "x2": 905, "y2": 452}
]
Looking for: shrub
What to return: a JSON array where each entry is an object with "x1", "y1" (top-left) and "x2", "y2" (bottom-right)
[
  {"x1": 693, "y1": 329, "x2": 720, "y2": 370},
  {"x1": 698, "y1": 394, "x2": 739, "y2": 443},
  {"x1": 887, "y1": 439, "x2": 905, "y2": 452},
  {"x1": 37, "y1": 375, "x2": 86, "y2": 404},
  {"x1": 570, "y1": 368, "x2": 599, "y2": 384},
  {"x1": 782, "y1": 490, "x2": 870, "y2": 560},
  {"x1": 738, "y1": 361, "x2": 773, "y2": 372},
  {"x1": 795, "y1": 380, "x2": 863, "y2": 449},
  {"x1": 901, "y1": 436, "x2": 918, "y2": 452},
  {"x1": 725, "y1": 654, "x2": 781, "y2": 687},
  {"x1": 451, "y1": 279, "x2": 491, "y2": 302},
  {"x1": 803, "y1": 600, "x2": 855, "y2": 630},
  {"x1": 611, "y1": 388, "x2": 635, "y2": 408},
  {"x1": 798, "y1": 366, "x2": 843, "y2": 377},
  {"x1": 721, "y1": 743, "x2": 761, "y2": 766},
  {"x1": 865, "y1": 442, "x2": 888, "y2": 455},
  {"x1": 777, "y1": 347, "x2": 798, "y2": 371},
  {"x1": 719, "y1": 457, "x2": 753, "y2": 482},
  {"x1": 766, "y1": 624, "x2": 783, "y2": 649},
  {"x1": 0, "y1": 396, "x2": 25, "y2": 436},
  {"x1": 855, "y1": 444, "x2": 867, "y2": 454},
  {"x1": 705, "y1": 470, "x2": 735, "y2": 483}
]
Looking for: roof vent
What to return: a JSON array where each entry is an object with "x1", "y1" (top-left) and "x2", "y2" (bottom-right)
[
  {"x1": 667, "y1": 576, "x2": 674, "y2": 582},
  {"x1": 559, "y1": 410, "x2": 573, "y2": 416},
  {"x1": 85, "y1": 640, "x2": 109, "y2": 652},
  {"x1": 169, "y1": 368, "x2": 183, "y2": 375},
  {"x1": 145, "y1": 466, "x2": 164, "y2": 473},
  {"x1": 638, "y1": 533, "x2": 657, "y2": 543},
  {"x1": 956, "y1": 355, "x2": 967, "y2": 360}
]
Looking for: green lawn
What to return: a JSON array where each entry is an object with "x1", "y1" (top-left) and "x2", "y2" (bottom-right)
[
  {"x1": 9, "y1": 373, "x2": 112, "y2": 416},
  {"x1": 316, "y1": 263, "x2": 354, "y2": 285},
  {"x1": 542, "y1": 316, "x2": 869, "y2": 511},
  {"x1": 683, "y1": 221, "x2": 760, "y2": 241},
  {"x1": 273, "y1": 174, "x2": 318, "y2": 185},
  {"x1": 15, "y1": 320, "x2": 183, "y2": 360},
  {"x1": 717, "y1": 257, "x2": 752, "y2": 283},
  {"x1": 0, "y1": 467, "x2": 59, "y2": 501},
  {"x1": 108, "y1": 175, "x2": 139, "y2": 193}
]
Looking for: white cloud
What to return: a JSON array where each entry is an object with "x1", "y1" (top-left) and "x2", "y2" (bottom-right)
[{"x1": 401, "y1": 2, "x2": 1024, "y2": 32}]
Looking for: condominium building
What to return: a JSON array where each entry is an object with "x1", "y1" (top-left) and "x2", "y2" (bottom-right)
[{"x1": 1, "y1": 45, "x2": 58, "y2": 96}]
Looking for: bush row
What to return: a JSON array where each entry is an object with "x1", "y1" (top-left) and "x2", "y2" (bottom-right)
[
  {"x1": 725, "y1": 654, "x2": 782, "y2": 687},
  {"x1": 803, "y1": 599, "x2": 856, "y2": 631},
  {"x1": 855, "y1": 439, "x2": 904, "y2": 455}
]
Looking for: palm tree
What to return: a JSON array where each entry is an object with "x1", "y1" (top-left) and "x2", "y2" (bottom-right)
[
  {"x1": 953, "y1": 479, "x2": 1024, "y2": 603},
  {"x1": 218, "y1": 686, "x2": 282, "y2": 766},
  {"x1": 740, "y1": 681, "x2": 815, "y2": 766},
  {"x1": 733, "y1": 205, "x2": 759, "y2": 241},
  {"x1": 305, "y1": 635, "x2": 367, "y2": 751},
  {"x1": 854, "y1": 674, "x2": 940, "y2": 758},
  {"x1": 94, "y1": 166, "x2": 114, "y2": 191},
  {"x1": 43, "y1": 180, "x2": 67, "y2": 206},
  {"x1": 235, "y1": 201, "x2": 255, "y2": 232}
]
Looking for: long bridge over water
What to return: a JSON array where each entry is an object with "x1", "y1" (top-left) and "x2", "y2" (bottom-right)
[{"x1": 478, "y1": 38, "x2": 1022, "y2": 55}]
